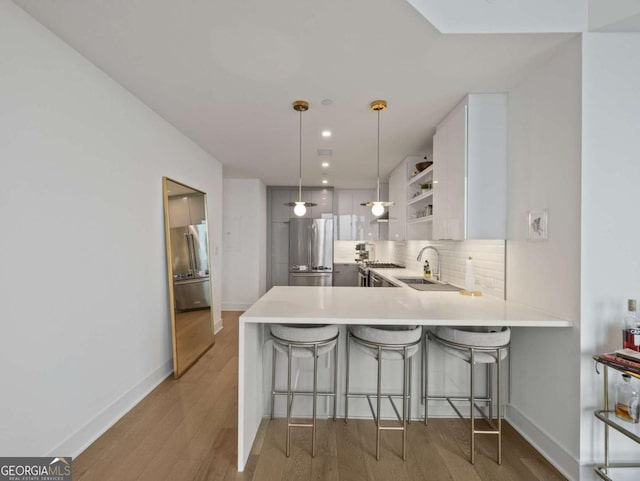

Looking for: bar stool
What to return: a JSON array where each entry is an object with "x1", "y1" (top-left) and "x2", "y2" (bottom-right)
[
  {"x1": 270, "y1": 324, "x2": 339, "y2": 457},
  {"x1": 424, "y1": 326, "x2": 511, "y2": 464},
  {"x1": 345, "y1": 325, "x2": 422, "y2": 460}
]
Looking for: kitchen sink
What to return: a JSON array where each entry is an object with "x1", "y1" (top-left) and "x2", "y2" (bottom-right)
[
  {"x1": 397, "y1": 277, "x2": 437, "y2": 284},
  {"x1": 396, "y1": 277, "x2": 462, "y2": 292}
]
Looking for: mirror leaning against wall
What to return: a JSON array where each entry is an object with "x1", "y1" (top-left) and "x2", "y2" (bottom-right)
[{"x1": 162, "y1": 177, "x2": 215, "y2": 378}]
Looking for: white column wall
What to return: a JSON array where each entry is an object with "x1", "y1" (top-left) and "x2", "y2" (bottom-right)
[
  {"x1": 0, "y1": 2, "x2": 222, "y2": 457},
  {"x1": 506, "y1": 36, "x2": 582, "y2": 479},
  {"x1": 222, "y1": 178, "x2": 267, "y2": 310},
  {"x1": 581, "y1": 32, "x2": 640, "y2": 468}
]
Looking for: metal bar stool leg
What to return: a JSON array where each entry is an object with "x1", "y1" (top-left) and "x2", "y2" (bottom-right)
[
  {"x1": 402, "y1": 346, "x2": 408, "y2": 461},
  {"x1": 508, "y1": 345, "x2": 512, "y2": 405},
  {"x1": 333, "y1": 338, "x2": 338, "y2": 421},
  {"x1": 408, "y1": 354, "x2": 412, "y2": 424},
  {"x1": 487, "y1": 362, "x2": 493, "y2": 422},
  {"x1": 345, "y1": 330, "x2": 351, "y2": 423},
  {"x1": 420, "y1": 333, "x2": 424, "y2": 406},
  {"x1": 376, "y1": 345, "x2": 382, "y2": 461},
  {"x1": 497, "y1": 348, "x2": 502, "y2": 465},
  {"x1": 271, "y1": 344, "x2": 276, "y2": 420},
  {"x1": 470, "y1": 348, "x2": 476, "y2": 464},
  {"x1": 286, "y1": 344, "x2": 292, "y2": 457},
  {"x1": 312, "y1": 344, "x2": 318, "y2": 457},
  {"x1": 424, "y1": 332, "x2": 429, "y2": 426}
]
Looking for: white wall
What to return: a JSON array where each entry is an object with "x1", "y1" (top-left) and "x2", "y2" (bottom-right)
[
  {"x1": 580, "y1": 32, "x2": 640, "y2": 469},
  {"x1": 222, "y1": 179, "x2": 267, "y2": 310},
  {"x1": 0, "y1": 1, "x2": 223, "y2": 458},
  {"x1": 505, "y1": 36, "x2": 582, "y2": 479}
]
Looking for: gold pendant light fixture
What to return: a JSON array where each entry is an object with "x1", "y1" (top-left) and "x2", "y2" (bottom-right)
[
  {"x1": 361, "y1": 99, "x2": 394, "y2": 216},
  {"x1": 285, "y1": 100, "x2": 316, "y2": 216}
]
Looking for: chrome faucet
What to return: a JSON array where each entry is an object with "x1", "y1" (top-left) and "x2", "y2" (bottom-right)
[{"x1": 417, "y1": 246, "x2": 441, "y2": 281}]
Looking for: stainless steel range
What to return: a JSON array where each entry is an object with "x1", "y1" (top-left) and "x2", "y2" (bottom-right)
[
  {"x1": 366, "y1": 262, "x2": 405, "y2": 268},
  {"x1": 358, "y1": 262, "x2": 405, "y2": 287}
]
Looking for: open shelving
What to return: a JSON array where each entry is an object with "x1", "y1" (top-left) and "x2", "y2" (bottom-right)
[
  {"x1": 407, "y1": 215, "x2": 433, "y2": 225},
  {"x1": 407, "y1": 164, "x2": 433, "y2": 186},
  {"x1": 408, "y1": 189, "x2": 433, "y2": 206},
  {"x1": 404, "y1": 156, "x2": 434, "y2": 240}
]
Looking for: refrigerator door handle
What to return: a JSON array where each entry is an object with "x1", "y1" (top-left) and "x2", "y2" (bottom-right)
[
  {"x1": 189, "y1": 232, "x2": 199, "y2": 272},
  {"x1": 310, "y1": 222, "x2": 317, "y2": 267},
  {"x1": 291, "y1": 273, "x2": 330, "y2": 277},
  {"x1": 185, "y1": 233, "x2": 194, "y2": 272}
]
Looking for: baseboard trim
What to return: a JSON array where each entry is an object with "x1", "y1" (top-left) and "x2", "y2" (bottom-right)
[
  {"x1": 222, "y1": 302, "x2": 253, "y2": 311},
  {"x1": 506, "y1": 405, "x2": 579, "y2": 481},
  {"x1": 214, "y1": 318, "x2": 223, "y2": 334},
  {"x1": 48, "y1": 359, "x2": 173, "y2": 458}
]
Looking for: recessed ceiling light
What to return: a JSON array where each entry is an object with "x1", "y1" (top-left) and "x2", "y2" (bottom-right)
[
  {"x1": 322, "y1": 130, "x2": 331, "y2": 138},
  {"x1": 321, "y1": 162, "x2": 330, "y2": 168},
  {"x1": 321, "y1": 99, "x2": 333, "y2": 106},
  {"x1": 322, "y1": 179, "x2": 328, "y2": 184}
]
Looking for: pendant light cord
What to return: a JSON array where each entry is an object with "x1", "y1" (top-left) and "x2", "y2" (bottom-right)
[
  {"x1": 376, "y1": 109, "x2": 380, "y2": 202},
  {"x1": 299, "y1": 109, "x2": 302, "y2": 202}
]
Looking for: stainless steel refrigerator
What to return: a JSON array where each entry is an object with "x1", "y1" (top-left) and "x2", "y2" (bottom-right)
[
  {"x1": 289, "y1": 218, "x2": 333, "y2": 286},
  {"x1": 170, "y1": 224, "x2": 211, "y2": 311}
]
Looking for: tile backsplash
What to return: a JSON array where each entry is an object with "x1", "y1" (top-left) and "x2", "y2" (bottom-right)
[
  {"x1": 334, "y1": 241, "x2": 361, "y2": 263},
  {"x1": 334, "y1": 239, "x2": 505, "y2": 298},
  {"x1": 390, "y1": 240, "x2": 505, "y2": 299}
]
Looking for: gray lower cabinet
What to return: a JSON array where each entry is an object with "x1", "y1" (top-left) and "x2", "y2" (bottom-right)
[{"x1": 332, "y1": 263, "x2": 359, "y2": 287}]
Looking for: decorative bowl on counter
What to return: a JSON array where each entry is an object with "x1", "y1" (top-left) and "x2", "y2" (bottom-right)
[{"x1": 416, "y1": 161, "x2": 433, "y2": 172}]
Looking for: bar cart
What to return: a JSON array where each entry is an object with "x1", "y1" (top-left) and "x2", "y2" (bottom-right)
[{"x1": 593, "y1": 354, "x2": 640, "y2": 481}]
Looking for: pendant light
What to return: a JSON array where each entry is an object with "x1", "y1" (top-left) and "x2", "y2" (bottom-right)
[
  {"x1": 361, "y1": 99, "x2": 393, "y2": 216},
  {"x1": 285, "y1": 100, "x2": 316, "y2": 216}
]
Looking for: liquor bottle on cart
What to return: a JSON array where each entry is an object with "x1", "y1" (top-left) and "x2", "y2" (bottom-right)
[
  {"x1": 623, "y1": 299, "x2": 640, "y2": 352},
  {"x1": 615, "y1": 373, "x2": 640, "y2": 423}
]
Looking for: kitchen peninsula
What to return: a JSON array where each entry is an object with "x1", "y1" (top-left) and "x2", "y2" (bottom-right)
[{"x1": 237, "y1": 284, "x2": 571, "y2": 470}]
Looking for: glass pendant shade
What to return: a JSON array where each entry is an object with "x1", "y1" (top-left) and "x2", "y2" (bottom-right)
[
  {"x1": 293, "y1": 202, "x2": 306, "y2": 216},
  {"x1": 371, "y1": 202, "x2": 385, "y2": 217}
]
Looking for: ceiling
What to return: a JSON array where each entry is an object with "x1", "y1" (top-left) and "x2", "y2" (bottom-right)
[
  {"x1": 407, "y1": 0, "x2": 586, "y2": 33},
  {"x1": 14, "y1": 0, "x2": 575, "y2": 189}
]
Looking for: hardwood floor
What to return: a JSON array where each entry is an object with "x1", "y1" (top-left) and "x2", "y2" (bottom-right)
[{"x1": 72, "y1": 311, "x2": 566, "y2": 481}]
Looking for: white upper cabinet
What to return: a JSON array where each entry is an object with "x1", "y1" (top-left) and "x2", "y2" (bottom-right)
[
  {"x1": 432, "y1": 93, "x2": 507, "y2": 240},
  {"x1": 388, "y1": 160, "x2": 407, "y2": 241}
]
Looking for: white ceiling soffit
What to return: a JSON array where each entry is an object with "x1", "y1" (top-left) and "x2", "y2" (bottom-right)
[
  {"x1": 406, "y1": 0, "x2": 587, "y2": 33},
  {"x1": 589, "y1": 0, "x2": 640, "y2": 31},
  {"x1": 14, "y1": 0, "x2": 575, "y2": 188}
]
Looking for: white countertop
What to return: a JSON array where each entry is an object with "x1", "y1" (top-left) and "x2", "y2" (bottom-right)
[
  {"x1": 237, "y1": 269, "x2": 571, "y2": 472},
  {"x1": 241, "y1": 283, "x2": 572, "y2": 327}
]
